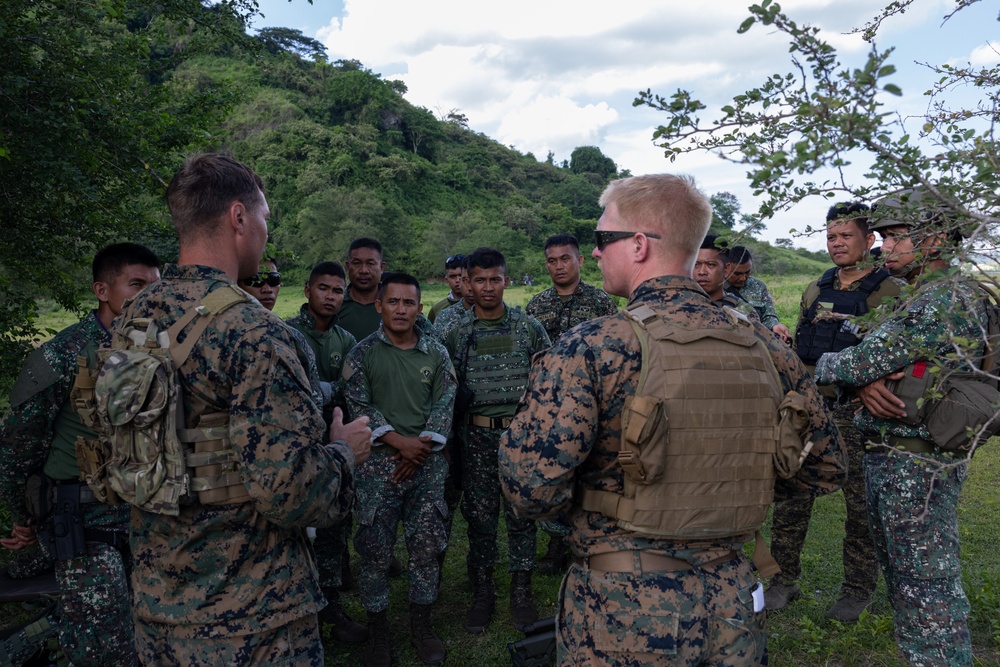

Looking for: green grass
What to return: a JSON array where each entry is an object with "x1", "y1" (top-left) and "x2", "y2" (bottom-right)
[{"x1": 5, "y1": 274, "x2": 1000, "y2": 666}]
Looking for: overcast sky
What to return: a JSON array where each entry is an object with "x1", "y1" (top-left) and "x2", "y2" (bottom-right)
[{"x1": 251, "y1": 0, "x2": 997, "y2": 250}]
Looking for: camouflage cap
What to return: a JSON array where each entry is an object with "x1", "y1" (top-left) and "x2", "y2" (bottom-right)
[{"x1": 869, "y1": 187, "x2": 950, "y2": 234}]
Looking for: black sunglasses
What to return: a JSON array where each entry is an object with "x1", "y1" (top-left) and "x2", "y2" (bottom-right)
[
  {"x1": 446, "y1": 254, "x2": 466, "y2": 264},
  {"x1": 241, "y1": 272, "x2": 281, "y2": 288},
  {"x1": 594, "y1": 230, "x2": 663, "y2": 251}
]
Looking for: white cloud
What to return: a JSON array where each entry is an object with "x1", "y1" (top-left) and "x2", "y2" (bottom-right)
[
  {"x1": 970, "y1": 42, "x2": 1000, "y2": 67},
  {"x1": 299, "y1": 0, "x2": 999, "y2": 246}
]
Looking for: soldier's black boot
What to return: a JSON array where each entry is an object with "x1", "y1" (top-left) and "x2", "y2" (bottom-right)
[
  {"x1": 409, "y1": 603, "x2": 446, "y2": 665},
  {"x1": 509, "y1": 570, "x2": 538, "y2": 631},
  {"x1": 464, "y1": 567, "x2": 496, "y2": 634},
  {"x1": 364, "y1": 610, "x2": 392, "y2": 667},
  {"x1": 319, "y1": 588, "x2": 369, "y2": 645},
  {"x1": 536, "y1": 535, "x2": 569, "y2": 575}
]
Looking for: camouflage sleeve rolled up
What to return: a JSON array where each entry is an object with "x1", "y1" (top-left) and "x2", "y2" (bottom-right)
[
  {"x1": 499, "y1": 332, "x2": 606, "y2": 519},
  {"x1": 227, "y1": 323, "x2": 356, "y2": 529},
  {"x1": 814, "y1": 282, "x2": 982, "y2": 389}
]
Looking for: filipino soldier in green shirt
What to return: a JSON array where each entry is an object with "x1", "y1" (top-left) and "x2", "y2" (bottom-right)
[
  {"x1": 343, "y1": 272, "x2": 457, "y2": 667},
  {"x1": 338, "y1": 237, "x2": 387, "y2": 342},
  {"x1": 427, "y1": 254, "x2": 465, "y2": 323},
  {"x1": 285, "y1": 260, "x2": 366, "y2": 644},
  {"x1": 0, "y1": 242, "x2": 161, "y2": 666}
]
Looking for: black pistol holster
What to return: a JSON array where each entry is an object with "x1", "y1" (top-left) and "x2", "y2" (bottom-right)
[{"x1": 28, "y1": 475, "x2": 87, "y2": 561}]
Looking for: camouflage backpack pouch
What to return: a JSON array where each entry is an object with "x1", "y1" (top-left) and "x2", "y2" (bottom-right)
[{"x1": 95, "y1": 321, "x2": 187, "y2": 515}]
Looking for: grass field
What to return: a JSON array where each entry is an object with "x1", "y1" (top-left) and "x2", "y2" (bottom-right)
[{"x1": 3, "y1": 274, "x2": 999, "y2": 666}]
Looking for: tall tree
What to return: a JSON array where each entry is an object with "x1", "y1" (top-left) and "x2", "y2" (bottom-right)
[{"x1": 0, "y1": 0, "x2": 253, "y2": 385}]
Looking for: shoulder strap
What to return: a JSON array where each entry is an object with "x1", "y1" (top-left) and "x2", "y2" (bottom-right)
[
  {"x1": 856, "y1": 267, "x2": 891, "y2": 295},
  {"x1": 168, "y1": 284, "x2": 249, "y2": 367},
  {"x1": 816, "y1": 267, "x2": 837, "y2": 290}
]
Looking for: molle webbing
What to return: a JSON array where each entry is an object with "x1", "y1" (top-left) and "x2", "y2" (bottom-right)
[
  {"x1": 462, "y1": 309, "x2": 533, "y2": 408},
  {"x1": 579, "y1": 303, "x2": 783, "y2": 542},
  {"x1": 183, "y1": 412, "x2": 248, "y2": 506},
  {"x1": 795, "y1": 268, "x2": 891, "y2": 364}
]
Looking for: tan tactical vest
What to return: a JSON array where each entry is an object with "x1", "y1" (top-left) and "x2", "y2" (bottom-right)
[
  {"x1": 73, "y1": 285, "x2": 251, "y2": 514},
  {"x1": 579, "y1": 303, "x2": 809, "y2": 546}
]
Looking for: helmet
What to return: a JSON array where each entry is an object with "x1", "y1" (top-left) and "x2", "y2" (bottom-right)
[{"x1": 869, "y1": 187, "x2": 948, "y2": 233}]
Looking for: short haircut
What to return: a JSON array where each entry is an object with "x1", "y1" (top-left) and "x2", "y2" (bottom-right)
[
  {"x1": 465, "y1": 247, "x2": 506, "y2": 273},
  {"x1": 445, "y1": 254, "x2": 466, "y2": 271},
  {"x1": 599, "y1": 174, "x2": 711, "y2": 262},
  {"x1": 826, "y1": 201, "x2": 871, "y2": 236},
  {"x1": 700, "y1": 234, "x2": 729, "y2": 262},
  {"x1": 728, "y1": 246, "x2": 752, "y2": 265},
  {"x1": 92, "y1": 243, "x2": 160, "y2": 284},
  {"x1": 348, "y1": 237, "x2": 383, "y2": 259},
  {"x1": 308, "y1": 261, "x2": 346, "y2": 285},
  {"x1": 377, "y1": 271, "x2": 421, "y2": 300},
  {"x1": 165, "y1": 154, "x2": 265, "y2": 240},
  {"x1": 544, "y1": 234, "x2": 580, "y2": 253}
]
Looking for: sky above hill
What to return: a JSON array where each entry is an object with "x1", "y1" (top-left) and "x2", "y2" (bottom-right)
[{"x1": 251, "y1": 0, "x2": 998, "y2": 250}]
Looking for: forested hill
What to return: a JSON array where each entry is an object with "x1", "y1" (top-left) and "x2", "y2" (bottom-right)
[
  {"x1": 182, "y1": 29, "x2": 830, "y2": 280},
  {"x1": 0, "y1": 1, "x2": 827, "y2": 384},
  {"x1": 205, "y1": 51, "x2": 619, "y2": 280}
]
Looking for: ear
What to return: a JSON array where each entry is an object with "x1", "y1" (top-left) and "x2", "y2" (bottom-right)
[
  {"x1": 504, "y1": 276, "x2": 511, "y2": 287},
  {"x1": 633, "y1": 236, "x2": 651, "y2": 262},
  {"x1": 865, "y1": 233, "x2": 876, "y2": 251},
  {"x1": 228, "y1": 201, "x2": 245, "y2": 234},
  {"x1": 93, "y1": 281, "x2": 109, "y2": 304},
  {"x1": 418, "y1": 302, "x2": 425, "y2": 314},
  {"x1": 375, "y1": 299, "x2": 383, "y2": 314}
]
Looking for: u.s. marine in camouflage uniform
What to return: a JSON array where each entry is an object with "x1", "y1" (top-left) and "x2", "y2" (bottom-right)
[
  {"x1": 117, "y1": 154, "x2": 371, "y2": 666},
  {"x1": 814, "y1": 190, "x2": 980, "y2": 666},
  {"x1": 767, "y1": 203, "x2": 904, "y2": 621},
  {"x1": 442, "y1": 247, "x2": 551, "y2": 634},
  {"x1": 343, "y1": 272, "x2": 456, "y2": 666},
  {"x1": 0, "y1": 243, "x2": 160, "y2": 666},
  {"x1": 500, "y1": 174, "x2": 846, "y2": 667}
]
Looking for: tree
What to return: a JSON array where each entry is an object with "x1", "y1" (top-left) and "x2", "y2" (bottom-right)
[
  {"x1": 256, "y1": 27, "x2": 327, "y2": 59},
  {"x1": 636, "y1": 1, "x2": 998, "y2": 240},
  {"x1": 569, "y1": 146, "x2": 617, "y2": 180},
  {"x1": 636, "y1": 0, "x2": 1000, "y2": 460},
  {"x1": 710, "y1": 192, "x2": 741, "y2": 228},
  {"x1": 774, "y1": 238, "x2": 794, "y2": 249},
  {"x1": 0, "y1": 0, "x2": 249, "y2": 387}
]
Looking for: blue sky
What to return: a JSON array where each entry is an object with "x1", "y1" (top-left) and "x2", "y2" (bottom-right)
[{"x1": 250, "y1": 1, "x2": 998, "y2": 250}]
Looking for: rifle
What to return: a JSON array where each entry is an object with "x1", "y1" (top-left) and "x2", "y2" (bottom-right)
[{"x1": 508, "y1": 616, "x2": 556, "y2": 666}]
